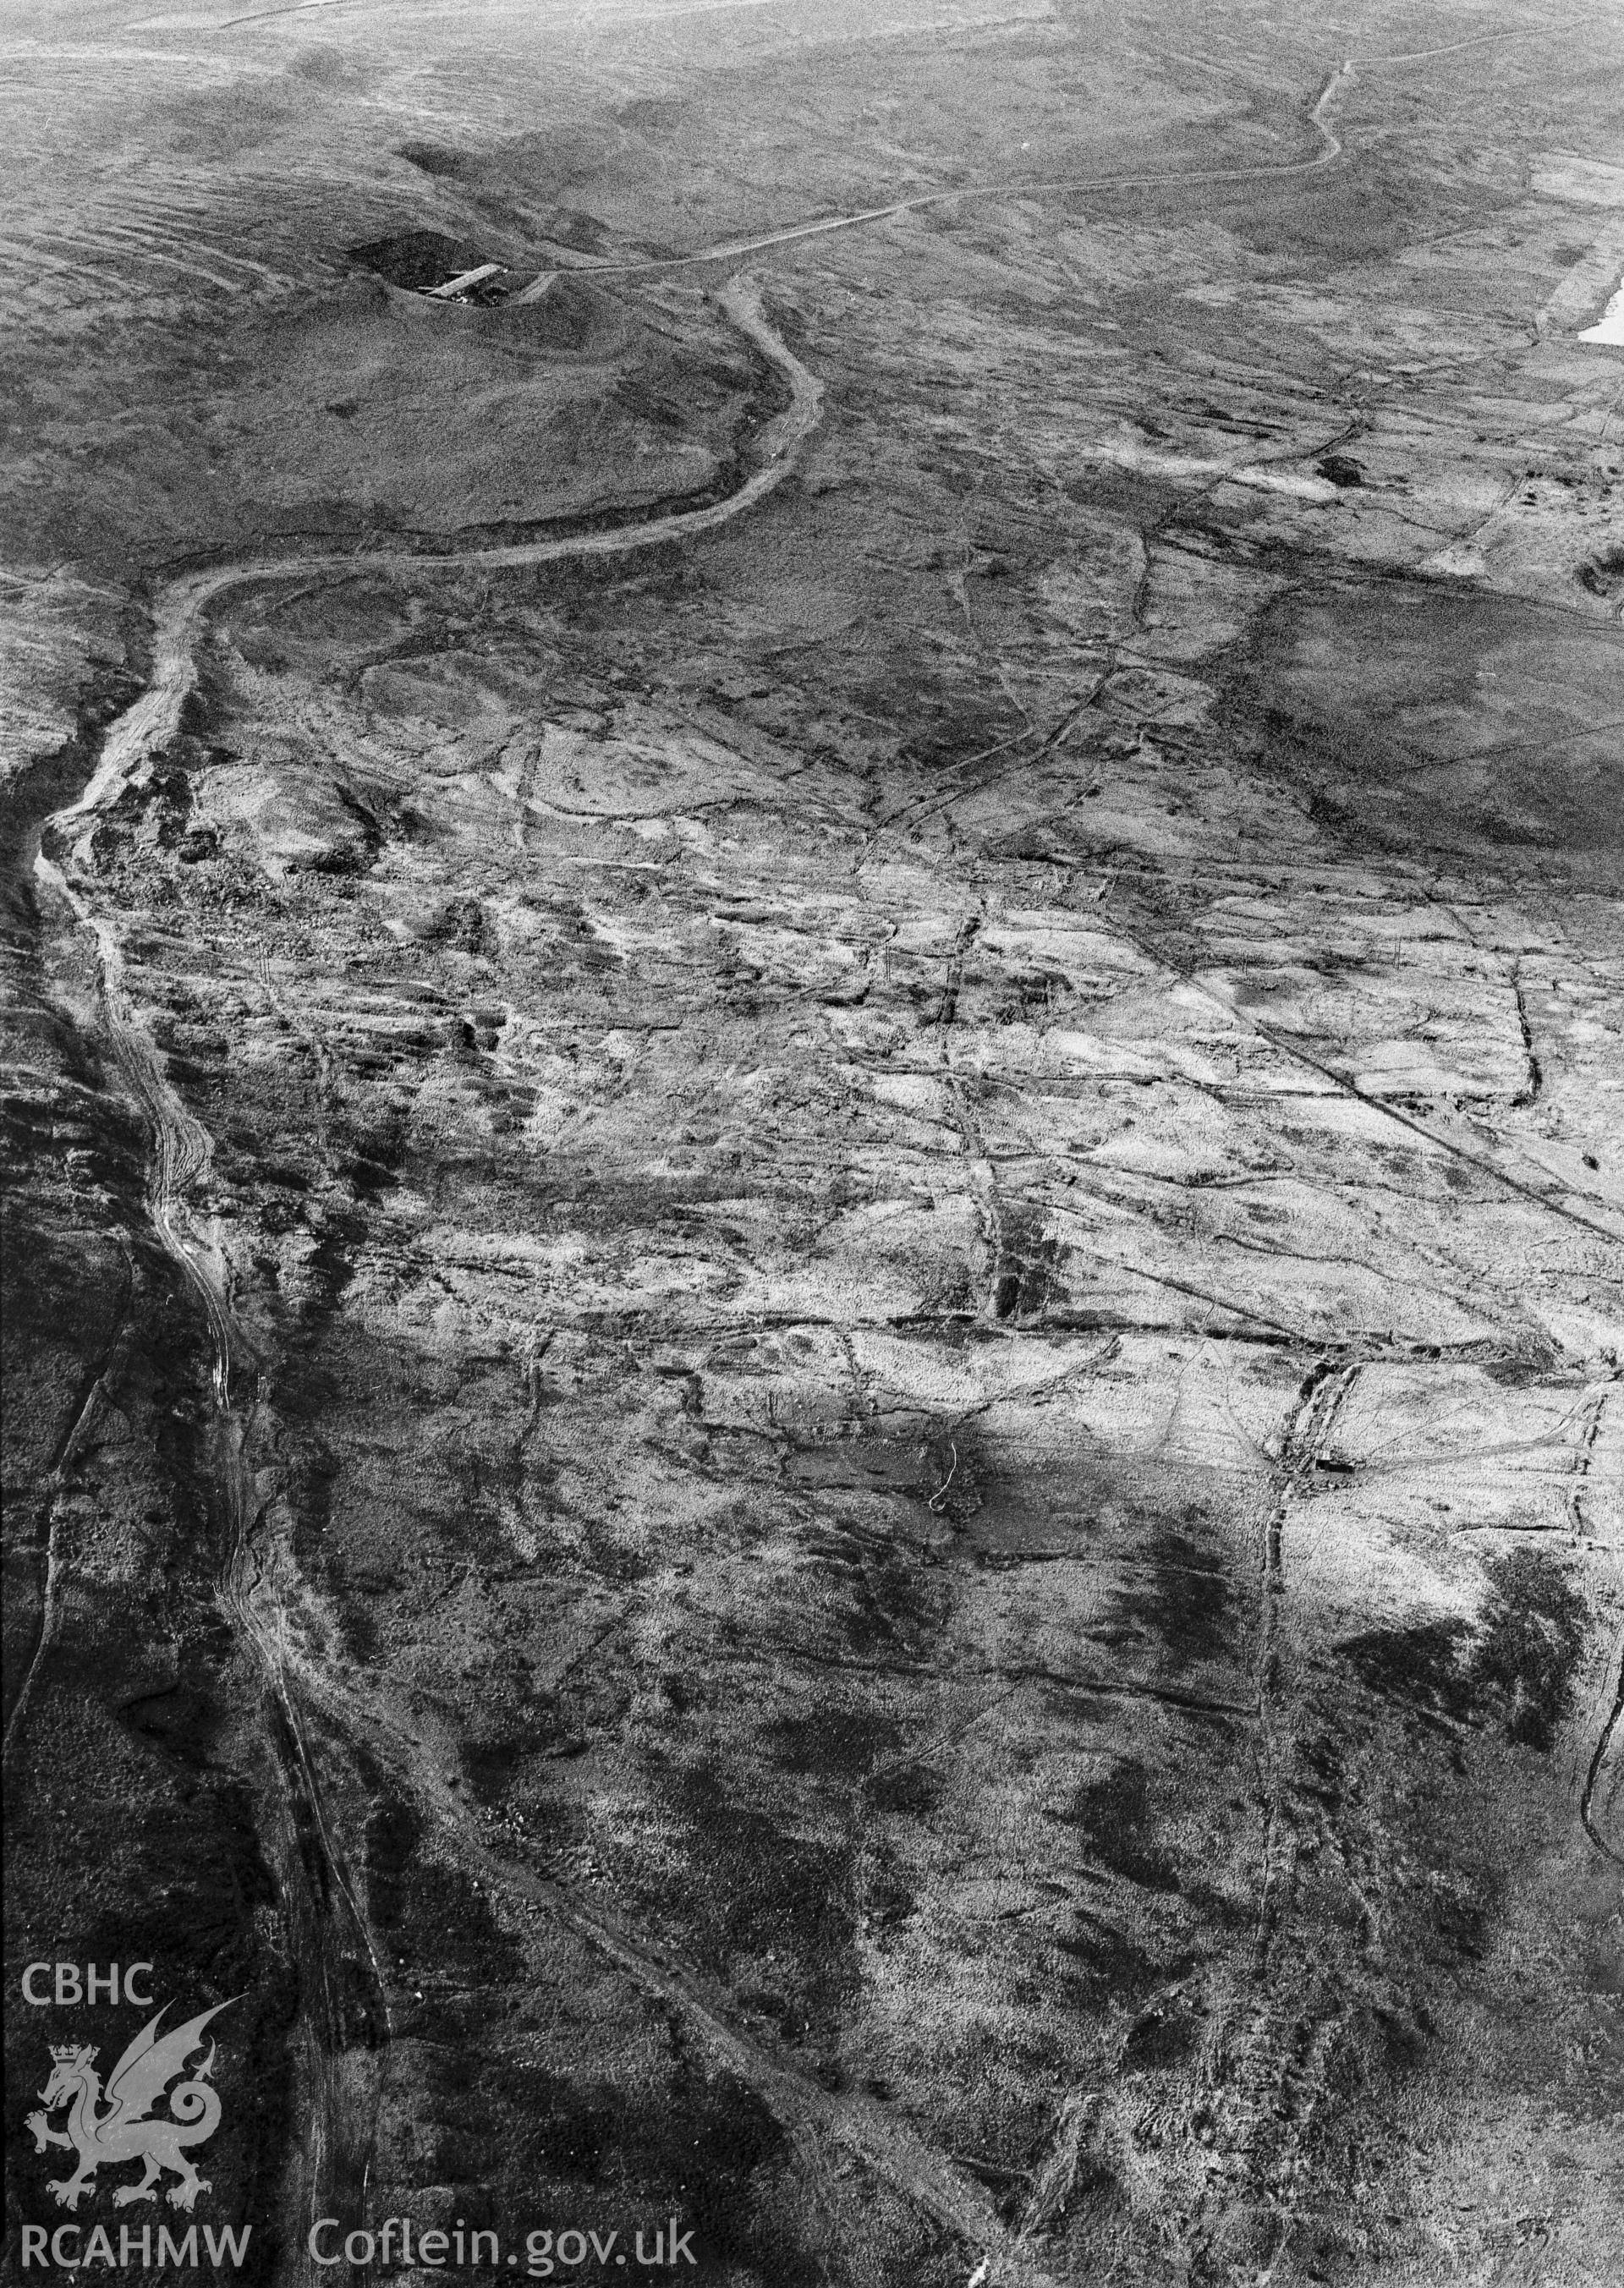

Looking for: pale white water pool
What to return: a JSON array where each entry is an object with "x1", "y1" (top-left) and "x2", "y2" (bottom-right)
[{"x1": 1578, "y1": 283, "x2": 1624, "y2": 344}]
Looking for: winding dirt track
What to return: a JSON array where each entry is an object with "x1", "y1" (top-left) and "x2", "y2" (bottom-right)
[
  {"x1": 27, "y1": 50, "x2": 1370, "y2": 861},
  {"x1": 28, "y1": 251, "x2": 1077, "y2": 2288},
  {"x1": 26, "y1": 48, "x2": 1616, "y2": 2274},
  {"x1": 44, "y1": 276, "x2": 820, "y2": 847},
  {"x1": 495, "y1": 54, "x2": 1352, "y2": 291},
  {"x1": 25, "y1": 269, "x2": 838, "y2": 2283}
]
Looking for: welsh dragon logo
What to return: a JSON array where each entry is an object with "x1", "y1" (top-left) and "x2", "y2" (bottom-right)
[{"x1": 25, "y1": 2000, "x2": 231, "y2": 2213}]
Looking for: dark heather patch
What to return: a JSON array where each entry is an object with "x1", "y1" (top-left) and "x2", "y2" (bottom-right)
[
  {"x1": 398, "y1": 141, "x2": 469, "y2": 178},
  {"x1": 490, "y1": 2060, "x2": 619, "y2": 2181},
  {"x1": 1475, "y1": 1547, "x2": 1588, "y2": 1749},
  {"x1": 992, "y1": 1204, "x2": 1062, "y2": 1320},
  {"x1": 365, "y1": 1794, "x2": 421, "y2": 1930},
  {"x1": 1341, "y1": 1617, "x2": 1474, "y2": 1724},
  {"x1": 480, "y1": 2055, "x2": 820, "y2": 2281},
  {"x1": 1344, "y1": 1554, "x2": 1587, "y2": 1748},
  {"x1": 461, "y1": 1731, "x2": 526, "y2": 1805},
  {"x1": 657, "y1": 1762, "x2": 857, "y2": 2022},
  {"x1": 642, "y1": 2066, "x2": 803, "y2": 2277},
  {"x1": 74, "y1": 1795, "x2": 279, "y2": 2013},
  {"x1": 348, "y1": 228, "x2": 489, "y2": 289},
  {"x1": 1483, "y1": 1335, "x2": 1561, "y2": 1385},
  {"x1": 1108, "y1": 1525, "x2": 1232, "y2": 1673},
  {"x1": 1577, "y1": 543, "x2": 1624, "y2": 599},
  {"x1": 1052, "y1": 1759, "x2": 1182, "y2": 1893},
  {"x1": 1425, "y1": 1868, "x2": 1490, "y2": 1960},
  {"x1": 1054, "y1": 1912, "x2": 1157, "y2": 1996},
  {"x1": 117, "y1": 1677, "x2": 225, "y2": 1768},
  {"x1": 867, "y1": 1759, "x2": 945, "y2": 1817},
  {"x1": 766, "y1": 1705, "x2": 904, "y2": 1778},
  {"x1": 1122, "y1": 1998, "x2": 1203, "y2": 2067},
  {"x1": 385, "y1": 1848, "x2": 526, "y2": 1986},
  {"x1": 66, "y1": 1825, "x2": 296, "y2": 2288},
  {"x1": 779, "y1": 1489, "x2": 947, "y2": 1654}
]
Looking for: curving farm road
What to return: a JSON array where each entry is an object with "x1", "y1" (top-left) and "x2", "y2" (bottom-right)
[
  {"x1": 25, "y1": 37, "x2": 1615, "y2": 2269},
  {"x1": 42, "y1": 276, "x2": 820, "y2": 853},
  {"x1": 25, "y1": 44, "x2": 1376, "y2": 867},
  {"x1": 25, "y1": 266, "x2": 826, "y2": 2280},
  {"x1": 24, "y1": 285, "x2": 1070, "y2": 2276},
  {"x1": 27, "y1": 266, "x2": 1068, "y2": 2288}
]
